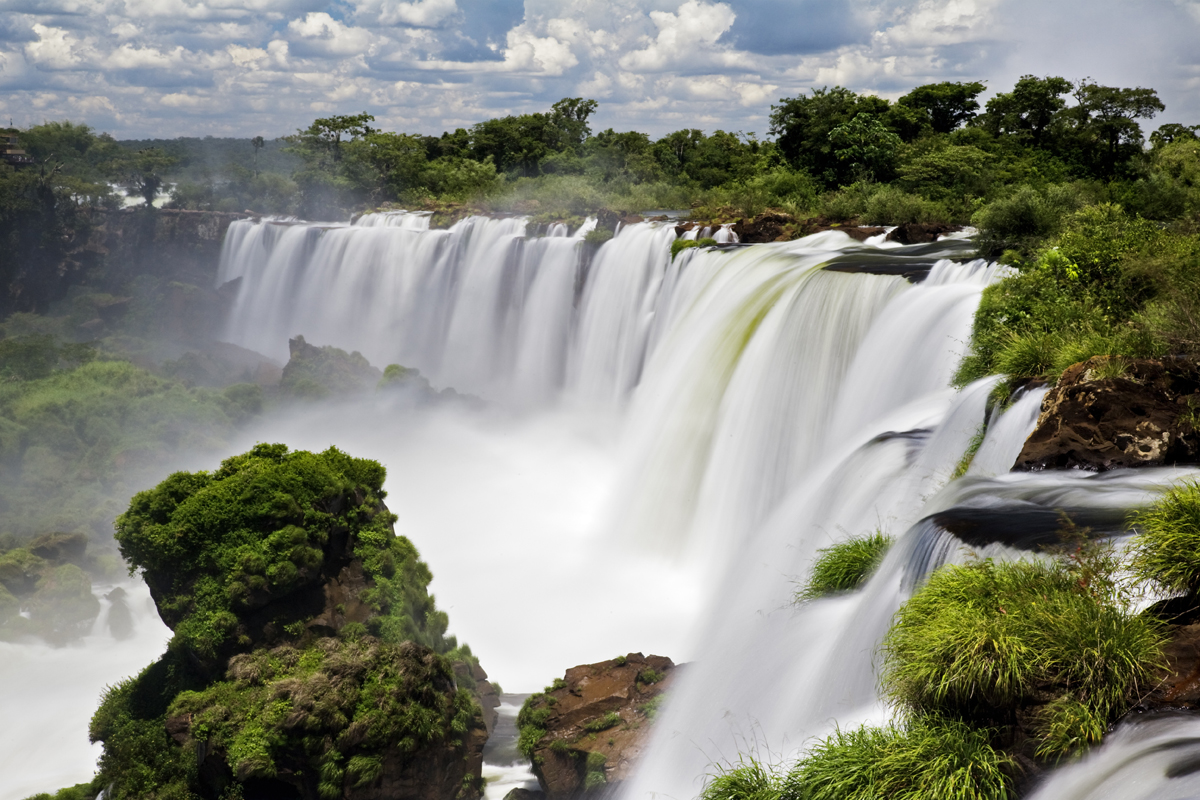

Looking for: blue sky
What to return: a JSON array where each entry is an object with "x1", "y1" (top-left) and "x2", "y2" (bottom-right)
[{"x1": 1, "y1": 0, "x2": 1198, "y2": 140}]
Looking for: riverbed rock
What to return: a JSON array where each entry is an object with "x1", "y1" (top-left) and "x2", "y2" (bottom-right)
[
  {"x1": 519, "y1": 653, "x2": 678, "y2": 798},
  {"x1": 884, "y1": 222, "x2": 960, "y2": 244},
  {"x1": 1014, "y1": 356, "x2": 1200, "y2": 471}
]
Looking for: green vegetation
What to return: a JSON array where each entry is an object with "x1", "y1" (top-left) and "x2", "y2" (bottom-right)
[
  {"x1": 700, "y1": 755, "x2": 783, "y2": 800},
  {"x1": 89, "y1": 443, "x2": 483, "y2": 800},
  {"x1": 882, "y1": 555, "x2": 1162, "y2": 757},
  {"x1": 781, "y1": 716, "x2": 1014, "y2": 800},
  {"x1": 796, "y1": 532, "x2": 893, "y2": 601},
  {"x1": 582, "y1": 712, "x2": 620, "y2": 733},
  {"x1": 114, "y1": 442, "x2": 454, "y2": 663},
  {"x1": 671, "y1": 237, "x2": 719, "y2": 259},
  {"x1": 1130, "y1": 480, "x2": 1200, "y2": 593}
]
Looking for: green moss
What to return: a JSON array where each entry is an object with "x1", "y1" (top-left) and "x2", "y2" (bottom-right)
[
  {"x1": 583, "y1": 227, "x2": 614, "y2": 246},
  {"x1": 781, "y1": 716, "x2": 1015, "y2": 800},
  {"x1": 796, "y1": 532, "x2": 892, "y2": 601},
  {"x1": 582, "y1": 712, "x2": 620, "y2": 733},
  {"x1": 114, "y1": 442, "x2": 453, "y2": 663},
  {"x1": 671, "y1": 237, "x2": 719, "y2": 259},
  {"x1": 163, "y1": 637, "x2": 477, "y2": 786},
  {"x1": 1129, "y1": 480, "x2": 1200, "y2": 594}
]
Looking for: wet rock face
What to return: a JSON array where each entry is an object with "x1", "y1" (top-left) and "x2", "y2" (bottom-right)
[
  {"x1": 884, "y1": 222, "x2": 960, "y2": 245},
  {"x1": 521, "y1": 653, "x2": 678, "y2": 799},
  {"x1": 1014, "y1": 357, "x2": 1200, "y2": 472}
]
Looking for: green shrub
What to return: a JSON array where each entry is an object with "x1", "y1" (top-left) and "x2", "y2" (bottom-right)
[
  {"x1": 972, "y1": 184, "x2": 1081, "y2": 257},
  {"x1": 781, "y1": 715, "x2": 1014, "y2": 800},
  {"x1": 701, "y1": 755, "x2": 783, "y2": 800},
  {"x1": 637, "y1": 668, "x2": 665, "y2": 685},
  {"x1": 797, "y1": 532, "x2": 892, "y2": 601},
  {"x1": 20, "y1": 783, "x2": 96, "y2": 800},
  {"x1": 671, "y1": 237, "x2": 719, "y2": 260},
  {"x1": 1130, "y1": 480, "x2": 1200, "y2": 594},
  {"x1": 881, "y1": 557, "x2": 1163, "y2": 753},
  {"x1": 860, "y1": 185, "x2": 950, "y2": 226},
  {"x1": 584, "y1": 227, "x2": 614, "y2": 246}
]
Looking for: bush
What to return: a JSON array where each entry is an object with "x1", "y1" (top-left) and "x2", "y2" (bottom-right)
[
  {"x1": 1130, "y1": 480, "x2": 1200, "y2": 594},
  {"x1": 881, "y1": 557, "x2": 1163, "y2": 756},
  {"x1": 972, "y1": 184, "x2": 1081, "y2": 257},
  {"x1": 796, "y1": 532, "x2": 892, "y2": 601},
  {"x1": 582, "y1": 712, "x2": 620, "y2": 733},
  {"x1": 781, "y1": 715, "x2": 1014, "y2": 800}
]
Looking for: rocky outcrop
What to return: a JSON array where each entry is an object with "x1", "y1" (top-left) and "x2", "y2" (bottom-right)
[
  {"x1": 1014, "y1": 357, "x2": 1200, "y2": 471},
  {"x1": 519, "y1": 654, "x2": 678, "y2": 798},
  {"x1": 0, "y1": 531, "x2": 103, "y2": 643},
  {"x1": 95, "y1": 444, "x2": 495, "y2": 800}
]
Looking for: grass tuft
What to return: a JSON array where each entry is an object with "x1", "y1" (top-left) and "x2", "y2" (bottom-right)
[
  {"x1": 796, "y1": 532, "x2": 893, "y2": 601},
  {"x1": 700, "y1": 754, "x2": 784, "y2": 800},
  {"x1": 781, "y1": 715, "x2": 1015, "y2": 800},
  {"x1": 1129, "y1": 480, "x2": 1200, "y2": 594}
]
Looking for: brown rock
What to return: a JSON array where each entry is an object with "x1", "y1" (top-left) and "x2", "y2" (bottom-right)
[
  {"x1": 1014, "y1": 356, "x2": 1200, "y2": 472},
  {"x1": 732, "y1": 212, "x2": 794, "y2": 243},
  {"x1": 885, "y1": 222, "x2": 961, "y2": 244},
  {"x1": 522, "y1": 653, "x2": 678, "y2": 799}
]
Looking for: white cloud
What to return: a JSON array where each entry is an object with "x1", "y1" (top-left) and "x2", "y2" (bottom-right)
[
  {"x1": 227, "y1": 44, "x2": 269, "y2": 67},
  {"x1": 356, "y1": 0, "x2": 458, "y2": 27},
  {"x1": 25, "y1": 24, "x2": 86, "y2": 70},
  {"x1": 287, "y1": 12, "x2": 373, "y2": 56},
  {"x1": 618, "y1": 0, "x2": 737, "y2": 72},
  {"x1": 106, "y1": 43, "x2": 185, "y2": 69}
]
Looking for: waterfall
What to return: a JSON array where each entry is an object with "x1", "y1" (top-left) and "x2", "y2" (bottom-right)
[{"x1": 8, "y1": 211, "x2": 1193, "y2": 799}]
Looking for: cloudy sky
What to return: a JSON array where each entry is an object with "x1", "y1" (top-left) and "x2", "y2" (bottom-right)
[{"x1": 2, "y1": 0, "x2": 1198, "y2": 140}]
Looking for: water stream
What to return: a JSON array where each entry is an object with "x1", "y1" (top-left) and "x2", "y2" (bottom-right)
[{"x1": 4, "y1": 211, "x2": 1198, "y2": 798}]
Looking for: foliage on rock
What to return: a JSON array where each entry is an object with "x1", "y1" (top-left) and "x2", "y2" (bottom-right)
[
  {"x1": 796, "y1": 532, "x2": 892, "y2": 601},
  {"x1": 114, "y1": 442, "x2": 453, "y2": 663}
]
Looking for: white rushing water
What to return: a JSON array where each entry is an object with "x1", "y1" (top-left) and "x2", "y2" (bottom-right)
[{"x1": 6, "y1": 210, "x2": 1195, "y2": 799}]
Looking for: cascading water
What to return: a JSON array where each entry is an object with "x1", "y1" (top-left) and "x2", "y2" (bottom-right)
[{"x1": 8, "y1": 211, "x2": 1194, "y2": 799}]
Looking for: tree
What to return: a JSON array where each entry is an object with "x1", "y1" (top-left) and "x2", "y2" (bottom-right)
[
  {"x1": 1150, "y1": 123, "x2": 1200, "y2": 149},
  {"x1": 979, "y1": 75, "x2": 1073, "y2": 146},
  {"x1": 769, "y1": 87, "x2": 890, "y2": 186},
  {"x1": 548, "y1": 97, "x2": 598, "y2": 150},
  {"x1": 113, "y1": 147, "x2": 178, "y2": 206},
  {"x1": 250, "y1": 135, "x2": 264, "y2": 177},
  {"x1": 828, "y1": 113, "x2": 902, "y2": 182},
  {"x1": 897, "y1": 80, "x2": 986, "y2": 134},
  {"x1": 1064, "y1": 80, "x2": 1165, "y2": 176}
]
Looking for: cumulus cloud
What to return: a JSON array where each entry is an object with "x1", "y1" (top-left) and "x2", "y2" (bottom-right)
[
  {"x1": 619, "y1": 0, "x2": 738, "y2": 72},
  {"x1": 0, "y1": 0, "x2": 1194, "y2": 139},
  {"x1": 25, "y1": 24, "x2": 87, "y2": 70},
  {"x1": 287, "y1": 12, "x2": 373, "y2": 56}
]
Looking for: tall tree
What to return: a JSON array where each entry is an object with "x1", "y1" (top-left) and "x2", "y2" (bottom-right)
[
  {"x1": 897, "y1": 81, "x2": 987, "y2": 134},
  {"x1": 979, "y1": 75, "x2": 1073, "y2": 146},
  {"x1": 769, "y1": 87, "x2": 890, "y2": 186},
  {"x1": 1064, "y1": 80, "x2": 1165, "y2": 176}
]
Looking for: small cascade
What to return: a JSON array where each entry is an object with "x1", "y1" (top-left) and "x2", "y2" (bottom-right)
[{"x1": 1026, "y1": 714, "x2": 1200, "y2": 799}]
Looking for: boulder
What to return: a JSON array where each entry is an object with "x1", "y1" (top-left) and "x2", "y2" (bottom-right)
[
  {"x1": 1014, "y1": 357, "x2": 1200, "y2": 471},
  {"x1": 885, "y1": 222, "x2": 960, "y2": 244},
  {"x1": 519, "y1": 653, "x2": 678, "y2": 798}
]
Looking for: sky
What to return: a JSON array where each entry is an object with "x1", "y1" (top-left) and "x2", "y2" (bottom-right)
[{"x1": 1, "y1": 0, "x2": 1198, "y2": 140}]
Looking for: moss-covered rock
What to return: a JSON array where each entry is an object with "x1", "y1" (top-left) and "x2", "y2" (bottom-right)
[
  {"x1": 280, "y1": 336, "x2": 382, "y2": 400},
  {"x1": 93, "y1": 443, "x2": 493, "y2": 800}
]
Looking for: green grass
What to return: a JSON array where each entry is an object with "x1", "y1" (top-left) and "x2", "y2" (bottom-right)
[
  {"x1": 582, "y1": 712, "x2": 620, "y2": 733},
  {"x1": 881, "y1": 556, "x2": 1164, "y2": 754},
  {"x1": 700, "y1": 754, "x2": 784, "y2": 800},
  {"x1": 796, "y1": 532, "x2": 893, "y2": 601},
  {"x1": 781, "y1": 715, "x2": 1015, "y2": 800},
  {"x1": 1129, "y1": 480, "x2": 1200, "y2": 594}
]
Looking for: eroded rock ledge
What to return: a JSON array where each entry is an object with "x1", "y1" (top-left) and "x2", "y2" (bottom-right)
[
  {"x1": 1015, "y1": 356, "x2": 1200, "y2": 471},
  {"x1": 518, "y1": 653, "x2": 678, "y2": 799}
]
